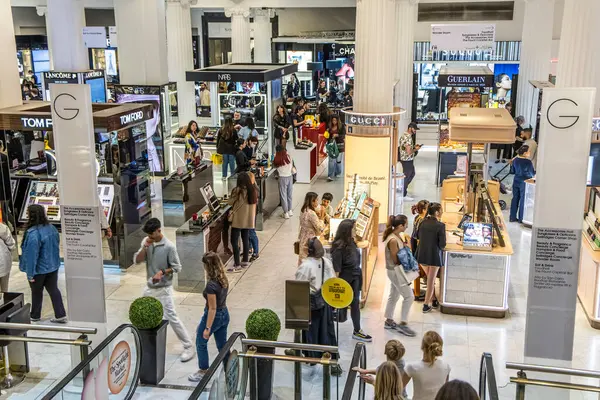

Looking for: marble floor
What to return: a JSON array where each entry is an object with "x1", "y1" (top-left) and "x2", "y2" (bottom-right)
[{"x1": 3, "y1": 148, "x2": 600, "y2": 399}]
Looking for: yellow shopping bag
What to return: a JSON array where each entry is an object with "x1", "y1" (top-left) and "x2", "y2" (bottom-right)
[{"x1": 211, "y1": 153, "x2": 223, "y2": 165}]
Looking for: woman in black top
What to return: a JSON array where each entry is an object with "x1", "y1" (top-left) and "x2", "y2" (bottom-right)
[
  {"x1": 216, "y1": 117, "x2": 238, "y2": 179},
  {"x1": 331, "y1": 219, "x2": 372, "y2": 342},
  {"x1": 290, "y1": 105, "x2": 306, "y2": 146},
  {"x1": 416, "y1": 203, "x2": 446, "y2": 313},
  {"x1": 189, "y1": 252, "x2": 230, "y2": 382},
  {"x1": 273, "y1": 105, "x2": 290, "y2": 149},
  {"x1": 234, "y1": 138, "x2": 254, "y2": 174}
]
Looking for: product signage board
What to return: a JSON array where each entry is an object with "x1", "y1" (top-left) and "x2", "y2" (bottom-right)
[
  {"x1": 83, "y1": 26, "x2": 108, "y2": 48},
  {"x1": 108, "y1": 26, "x2": 118, "y2": 48},
  {"x1": 332, "y1": 44, "x2": 355, "y2": 58},
  {"x1": 50, "y1": 83, "x2": 106, "y2": 324},
  {"x1": 345, "y1": 113, "x2": 393, "y2": 128},
  {"x1": 431, "y1": 24, "x2": 495, "y2": 52},
  {"x1": 438, "y1": 74, "x2": 494, "y2": 88},
  {"x1": 19, "y1": 116, "x2": 53, "y2": 130},
  {"x1": 208, "y1": 22, "x2": 255, "y2": 38},
  {"x1": 525, "y1": 88, "x2": 596, "y2": 361}
]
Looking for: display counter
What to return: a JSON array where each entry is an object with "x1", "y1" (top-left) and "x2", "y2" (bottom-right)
[
  {"x1": 437, "y1": 147, "x2": 485, "y2": 185},
  {"x1": 523, "y1": 179, "x2": 536, "y2": 226},
  {"x1": 161, "y1": 162, "x2": 213, "y2": 227},
  {"x1": 174, "y1": 205, "x2": 232, "y2": 292},
  {"x1": 287, "y1": 143, "x2": 317, "y2": 183},
  {"x1": 578, "y1": 239, "x2": 600, "y2": 329},
  {"x1": 440, "y1": 202, "x2": 513, "y2": 318},
  {"x1": 302, "y1": 126, "x2": 327, "y2": 165}
]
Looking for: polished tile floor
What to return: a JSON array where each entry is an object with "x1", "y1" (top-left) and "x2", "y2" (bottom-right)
[{"x1": 4, "y1": 148, "x2": 600, "y2": 399}]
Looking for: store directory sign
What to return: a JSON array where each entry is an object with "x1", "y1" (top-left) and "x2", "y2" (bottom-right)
[{"x1": 431, "y1": 24, "x2": 496, "y2": 52}]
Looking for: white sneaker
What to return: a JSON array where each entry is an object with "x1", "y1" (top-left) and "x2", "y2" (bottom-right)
[
  {"x1": 403, "y1": 196, "x2": 414, "y2": 201},
  {"x1": 188, "y1": 370, "x2": 207, "y2": 382},
  {"x1": 288, "y1": 210, "x2": 294, "y2": 216},
  {"x1": 284, "y1": 212, "x2": 290, "y2": 219},
  {"x1": 180, "y1": 347, "x2": 195, "y2": 363}
]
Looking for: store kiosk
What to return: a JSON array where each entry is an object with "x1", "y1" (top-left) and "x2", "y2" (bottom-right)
[
  {"x1": 0, "y1": 101, "x2": 154, "y2": 269},
  {"x1": 435, "y1": 66, "x2": 494, "y2": 185},
  {"x1": 439, "y1": 107, "x2": 515, "y2": 318},
  {"x1": 42, "y1": 70, "x2": 107, "y2": 103}
]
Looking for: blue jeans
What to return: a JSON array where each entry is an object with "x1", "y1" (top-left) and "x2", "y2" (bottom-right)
[
  {"x1": 222, "y1": 154, "x2": 236, "y2": 177},
  {"x1": 196, "y1": 308, "x2": 230, "y2": 370},
  {"x1": 510, "y1": 180, "x2": 526, "y2": 222},
  {"x1": 328, "y1": 153, "x2": 343, "y2": 179},
  {"x1": 249, "y1": 229, "x2": 259, "y2": 254}
]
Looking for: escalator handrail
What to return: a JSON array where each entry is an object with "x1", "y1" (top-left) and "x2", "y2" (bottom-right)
[
  {"x1": 479, "y1": 352, "x2": 500, "y2": 400},
  {"x1": 188, "y1": 331, "x2": 247, "y2": 399},
  {"x1": 42, "y1": 323, "x2": 142, "y2": 400},
  {"x1": 341, "y1": 342, "x2": 367, "y2": 400}
]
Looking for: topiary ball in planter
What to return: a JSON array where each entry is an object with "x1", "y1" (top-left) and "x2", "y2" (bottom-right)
[
  {"x1": 129, "y1": 296, "x2": 163, "y2": 330},
  {"x1": 245, "y1": 308, "x2": 281, "y2": 341}
]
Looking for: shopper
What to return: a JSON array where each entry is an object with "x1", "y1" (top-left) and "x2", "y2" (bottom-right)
[
  {"x1": 403, "y1": 331, "x2": 451, "y2": 400},
  {"x1": 248, "y1": 172, "x2": 260, "y2": 262},
  {"x1": 0, "y1": 221, "x2": 14, "y2": 293},
  {"x1": 298, "y1": 192, "x2": 325, "y2": 264},
  {"x1": 134, "y1": 218, "x2": 195, "y2": 362},
  {"x1": 318, "y1": 192, "x2": 334, "y2": 220},
  {"x1": 317, "y1": 80, "x2": 329, "y2": 103},
  {"x1": 188, "y1": 252, "x2": 230, "y2": 382},
  {"x1": 273, "y1": 105, "x2": 290, "y2": 149},
  {"x1": 399, "y1": 122, "x2": 422, "y2": 200},
  {"x1": 354, "y1": 340, "x2": 408, "y2": 398},
  {"x1": 216, "y1": 117, "x2": 238, "y2": 179},
  {"x1": 510, "y1": 145, "x2": 535, "y2": 223},
  {"x1": 327, "y1": 114, "x2": 346, "y2": 181},
  {"x1": 317, "y1": 102, "x2": 331, "y2": 125},
  {"x1": 290, "y1": 105, "x2": 306, "y2": 146},
  {"x1": 232, "y1": 111, "x2": 243, "y2": 129},
  {"x1": 286, "y1": 73, "x2": 300, "y2": 100},
  {"x1": 382, "y1": 215, "x2": 416, "y2": 337},
  {"x1": 185, "y1": 120, "x2": 202, "y2": 167},
  {"x1": 513, "y1": 116, "x2": 526, "y2": 154},
  {"x1": 234, "y1": 138, "x2": 254, "y2": 174},
  {"x1": 295, "y1": 237, "x2": 341, "y2": 375},
  {"x1": 435, "y1": 380, "x2": 479, "y2": 400},
  {"x1": 416, "y1": 203, "x2": 445, "y2": 313},
  {"x1": 411, "y1": 200, "x2": 430, "y2": 301},
  {"x1": 274, "y1": 145, "x2": 294, "y2": 219},
  {"x1": 373, "y1": 361, "x2": 404, "y2": 400},
  {"x1": 19, "y1": 205, "x2": 67, "y2": 323},
  {"x1": 243, "y1": 136, "x2": 259, "y2": 159},
  {"x1": 239, "y1": 117, "x2": 258, "y2": 140},
  {"x1": 521, "y1": 128, "x2": 537, "y2": 170},
  {"x1": 227, "y1": 172, "x2": 257, "y2": 272},
  {"x1": 331, "y1": 219, "x2": 372, "y2": 342}
]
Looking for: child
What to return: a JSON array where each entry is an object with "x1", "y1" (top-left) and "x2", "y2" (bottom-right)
[
  {"x1": 321, "y1": 193, "x2": 334, "y2": 216},
  {"x1": 353, "y1": 339, "x2": 408, "y2": 399},
  {"x1": 403, "y1": 331, "x2": 450, "y2": 400}
]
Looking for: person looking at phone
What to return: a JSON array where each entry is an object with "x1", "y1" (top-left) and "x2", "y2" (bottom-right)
[
  {"x1": 134, "y1": 218, "x2": 195, "y2": 363},
  {"x1": 399, "y1": 122, "x2": 421, "y2": 201}
]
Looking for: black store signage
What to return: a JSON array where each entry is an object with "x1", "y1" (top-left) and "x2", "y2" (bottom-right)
[
  {"x1": 438, "y1": 74, "x2": 495, "y2": 88},
  {"x1": 43, "y1": 72, "x2": 78, "y2": 85},
  {"x1": 20, "y1": 116, "x2": 53, "y2": 130}
]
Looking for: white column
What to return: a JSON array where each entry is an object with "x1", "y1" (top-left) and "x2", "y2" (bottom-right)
[
  {"x1": 36, "y1": 6, "x2": 54, "y2": 70},
  {"x1": 516, "y1": 0, "x2": 554, "y2": 123},
  {"x1": 114, "y1": 0, "x2": 169, "y2": 84},
  {"x1": 225, "y1": 7, "x2": 251, "y2": 63},
  {"x1": 354, "y1": 0, "x2": 395, "y2": 113},
  {"x1": 166, "y1": 0, "x2": 197, "y2": 124},
  {"x1": 253, "y1": 9, "x2": 274, "y2": 63},
  {"x1": 46, "y1": 0, "x2": 88, "y2": 71},
  {"x1": 394, "y1": 0, "x2": 418, "y2": 132},
  {"x1": 556, "y1": 0, "x2": 600, "y2": 113},
  {"x1": 0, "y1": 0, "x2": 22, "y2": 108},
  {"x1": 191, "y1": 8, "x2": 204, "y2": 68}
]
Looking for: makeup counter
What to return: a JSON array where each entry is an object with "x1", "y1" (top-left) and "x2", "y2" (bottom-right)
[
  {"x1": 0, "y1": 101, "x2": 155, "y2": 269},
  {"x1": 437, "y1": 108, "x2": 516, "y2": 318}
]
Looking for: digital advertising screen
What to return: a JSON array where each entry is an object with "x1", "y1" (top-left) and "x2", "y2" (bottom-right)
[
  {"x1": 463, "y1": 222, "x2": 493, "y2": 250},
  {"x1": 115, "y1": 87, "x2": 165, "y2": 173},
  {"x1": 86, "y1": 78, "x2": 107, "y2": 103},
  {"x1": 492, "y1": 64, "x2": 519, "y2": 102},
  {"x1": 286, "y1": 51, "x2": 313, "y2": 72}
]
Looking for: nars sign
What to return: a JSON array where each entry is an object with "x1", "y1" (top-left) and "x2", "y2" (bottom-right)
[
  {"x1": 21, "y1": 117, "x2": 53, "y2": 129},
  {"x1": 120, "y1": 111, "x2": 144, "y2": 125},
  {"x1": 345, "y1": 114, "x2": 393, "y2": 127},
  {"x1": 217, "y1": 74, "x2": 231, "y2": 81}
]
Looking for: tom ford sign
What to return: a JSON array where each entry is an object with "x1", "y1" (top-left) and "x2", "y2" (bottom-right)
[
  {"x1": 20, "y1": 117, "x2": 53, "y2": 130},
  {"x1": 119, "y1": 111, "x2": 144, "y2": 125},
  {"x1": 438, "y1": 74, "x2": 494, "y2": 88}
]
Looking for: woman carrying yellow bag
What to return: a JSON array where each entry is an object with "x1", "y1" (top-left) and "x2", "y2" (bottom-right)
[{"x1": 211, "y1": 153, "x2": 223, "y2": 165}]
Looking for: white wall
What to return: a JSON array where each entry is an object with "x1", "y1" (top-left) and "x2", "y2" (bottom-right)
[
  {"x1": 277, "y1": 7, "x2": 356, "y2": 36},
  {"x1": 12, "y1": 6, "x2": 45, "y2": 35}
]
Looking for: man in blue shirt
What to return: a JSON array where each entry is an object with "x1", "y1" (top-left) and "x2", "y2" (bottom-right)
[{"x1": 510, "y1": 145, "x2": 536, "y2": 223}]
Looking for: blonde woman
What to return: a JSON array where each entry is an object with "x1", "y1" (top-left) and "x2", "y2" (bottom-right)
[
  {"x1": 189, "y1": 252, "x2": 230, "y2": 382},
  {"x1": 374, "y1": 361, "x2": 404, "y2": 400},
  {"x1": 402, "y1": 331, "x2": 450, "y2": 400}
]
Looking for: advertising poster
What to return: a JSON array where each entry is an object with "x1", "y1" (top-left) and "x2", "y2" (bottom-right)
[
  {"x1": 492, "y1": 63, "x2": 519, "y2": 102},
  {"x1": 286, "y1": 51, "x2": 313, "y2": 72},
  {"x1": 431, "y1": 24, "x2": 496, "y2": 52},
  {"x1": 114, "y1": 86, "x2": 164, "y2": 173}
]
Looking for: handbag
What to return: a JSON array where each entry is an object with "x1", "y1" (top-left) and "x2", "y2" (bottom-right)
[
  {"x1": 325, "y1": 140, "x2": 339, "y2": 158},
  {"x1": 397, "y1": 246, "x2": 420, "y2": 284},
  {"x1": 293, "y1": 241, "x2": 300, "y2": 255},
  {"x1": 292, "y1": 161, "x2": 298, "y2": 184},
  {"x1": 211, "y1": 153, "x2": 223, "y2": 165},
  {"x1": 334, "y1": 307, "x2": 348, "y2": 323},
  {"x1": 309, "y1": 259, "x2": 326, "y2": 310}
]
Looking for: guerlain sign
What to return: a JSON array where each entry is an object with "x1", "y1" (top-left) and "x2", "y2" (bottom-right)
[{"x1": 438, "y1": 73, "x2": 494, "y2": 88}]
